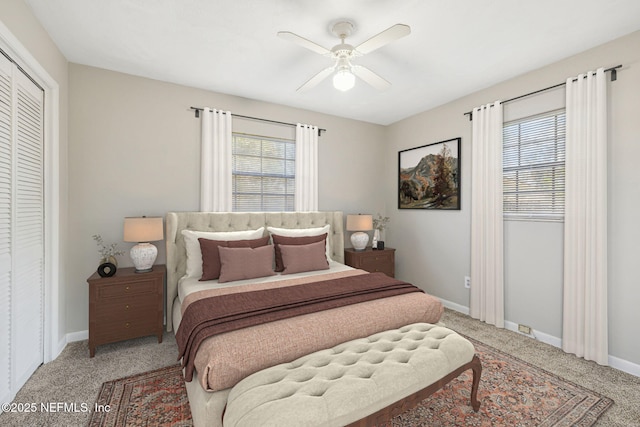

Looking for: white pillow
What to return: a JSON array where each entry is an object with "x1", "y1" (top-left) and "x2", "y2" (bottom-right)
[
  {"x1": 266, "y1": 224, "x2": 332, "y2": 262},
  {"x1": 181, "y1": 227, "x2": 265, "y2": 279}
]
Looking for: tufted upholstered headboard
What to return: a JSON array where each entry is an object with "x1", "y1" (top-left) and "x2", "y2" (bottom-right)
[{"x1": 165, "y1": 211, "x2": 344, "y2": 331}]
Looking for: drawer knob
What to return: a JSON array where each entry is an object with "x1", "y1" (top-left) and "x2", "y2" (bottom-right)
[
  {"x1": 125, "y1": 286, "x2": 130, "y2": 291},
  {"x1": 125, "y1": 304, "x2": 130, "y2": 310},
  {"x1": 125, "y1": 322, "x2": 130, "y2": 328}
]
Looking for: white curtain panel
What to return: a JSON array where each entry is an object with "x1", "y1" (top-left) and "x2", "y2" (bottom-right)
[
  {"x1": 562, "y1": 68, "x2": 608, "y2": 365},
  {"x1": 200, "y1": 108, "x2": 232, "y2": 212},
  {"x1": 295, "y1": 123, "x2": 319, "y2": 211},
  {"x1": 470, "y1": 101, "x2": 504, "y2": 328}
]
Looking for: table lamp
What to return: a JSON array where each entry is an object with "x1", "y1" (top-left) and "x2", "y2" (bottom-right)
[
  {"x1": 346, "y1": 214, "x2": 373, "y2": 251},
  {"x1": 123, "y1": 216, "x2": 164, "y2": 273}
]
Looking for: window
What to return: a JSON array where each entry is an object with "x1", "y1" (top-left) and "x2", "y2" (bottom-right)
[
  {"x1": 503, "y1": 110, "x2": 566, "y2": 221},
  {"x1": 232, "y1": 133, "x2": 295, "y2": 212}
]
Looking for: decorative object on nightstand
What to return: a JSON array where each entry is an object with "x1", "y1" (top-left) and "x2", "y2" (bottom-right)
[
  {"x1": 87, "y1": 265, "x2": 165, "y2": 357},
  {"x1": 372, "y1": 213, "x2": 390, "y2": 250},
  {"x1": 344, "y1": 247, "x2": 395, "y2": 277},
  {"x1": 92, "y1": 234, "x2": 125, "y2": 277},
  {"x1": 123, "y1": 216, "x2": 164, "y2": 273},
  {"x1": 346, "y1": 214, "x2": 373, "y2": 251}
]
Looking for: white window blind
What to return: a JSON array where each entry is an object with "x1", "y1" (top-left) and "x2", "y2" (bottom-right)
[
  {"x1": 503, "y1": 110, "x2": 566, "y2": 221},
  {"x1": 232, "y1": 134, "x2": 295, "y2": 212}
]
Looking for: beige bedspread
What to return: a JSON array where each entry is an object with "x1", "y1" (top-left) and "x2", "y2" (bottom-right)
[{"x1": 184, "y1": 270, "x2": 444, "y2": 392}]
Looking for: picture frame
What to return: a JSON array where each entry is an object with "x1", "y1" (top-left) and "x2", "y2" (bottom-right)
[{"x1": 398, "y1": 137, "x2": 461, "y2": 210}]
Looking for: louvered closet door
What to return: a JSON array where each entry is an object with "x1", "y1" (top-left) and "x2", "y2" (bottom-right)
[
  {"x1": 0, "y1": 53, "x2": 12, "y2": 405},
  {"x1": 12, "y1": 64, "x2": 44, "y2": 392},
  {"x1": 0, "y1": 53, "x2": 44, "y2": 403}
]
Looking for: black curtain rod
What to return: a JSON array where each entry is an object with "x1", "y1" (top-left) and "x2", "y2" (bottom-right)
[
  {"x1": 463, "y1": 64, "x2": 622, "y2": 121},
  {"x1": 190, "y1": 107, "x2": 326, "y2": 136}
]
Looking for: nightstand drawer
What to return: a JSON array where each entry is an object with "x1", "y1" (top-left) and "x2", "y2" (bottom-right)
[
  {"x1": 360, "y1": 261, "x2": 393, "y2": 277},
  {"x1": 94, "y1": 298, "x2": 158, "y2": 319},
  {"x1": 96, "y1": 280, "x2": 158, "y2": 299},
  {"x1": 344, "y1": 248, "x2": 395, "y2": 278},
  {"x1": 96, "y1": 295, "x2": 158, "y2": 316},
  {"x1": 359, "y1": 252, "x2": 393, "y2": 265},
  {"x1": 92, "y1": 318, "x2": 159, "y2": 343}
]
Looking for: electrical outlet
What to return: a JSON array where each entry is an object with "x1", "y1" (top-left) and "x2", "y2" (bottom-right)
[
  {"x1": 518, "y1": 324, "x2": 532, "y2": 335},
  {"x1": 464, "y1": 276, "x2": 471, "y2": 289}
]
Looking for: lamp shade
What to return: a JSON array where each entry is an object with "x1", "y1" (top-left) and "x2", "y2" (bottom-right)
[
  {"x1": 346, "y1": 214, "x2": 373, "y2": 232},
  {"x1": 123, "y1": 217, "x2": 164, "y2": 243}
]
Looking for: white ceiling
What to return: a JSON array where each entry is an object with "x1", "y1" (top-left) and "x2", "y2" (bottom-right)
[{"x1": 24, "y1": 0, "x2": 640, "y2": 125}]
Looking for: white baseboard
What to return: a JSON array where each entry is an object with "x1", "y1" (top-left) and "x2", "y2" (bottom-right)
[
  {"x1": 45, "y1": 330, "x2": 88, "y2": 367},
  {"x1": 439, "y1": 298, "x2": 469, "y2": 315},
  {"x1": 54, "y1": 336, "x2": 67, "y2": 360},
  {"x1": 438, "y1": 297, "x2": 640, "y2": 378},
  {"x1": 66, "y1": 330, "x2": 88, "y2": 343},
  {"x1": 503, "y1": 320, "x2": 562, "y2": 348},
  {"x1": 609, "y1": 354, "x2": 640, "y2": 377}
]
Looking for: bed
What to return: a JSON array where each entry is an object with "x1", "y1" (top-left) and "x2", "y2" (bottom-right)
[{"x1": 166, "y1": 211, "x2": 444, "y2": 427}]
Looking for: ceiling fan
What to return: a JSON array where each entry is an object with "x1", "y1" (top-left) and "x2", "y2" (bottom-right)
[{"x1": 278, "y1": 21, "x2": 411, "y2": 92}]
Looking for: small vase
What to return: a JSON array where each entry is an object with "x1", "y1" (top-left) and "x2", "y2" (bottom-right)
[
  {"x1": 372, "y1": 229, "x2": 381, "y2": 249},
  {"x1": 97, "y1": 262, "x2": 117, "y2": 277},
  {"x1": 97, "y1": 255, "x2": 118, "y2": 277},
  {"x1": 101, "y1": 255, "x2": 118, "y2": 267}
]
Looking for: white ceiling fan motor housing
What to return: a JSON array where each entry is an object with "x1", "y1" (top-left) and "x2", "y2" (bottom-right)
[{"x1": 331, "y1": 21, "x2": 356, "y2": 40}]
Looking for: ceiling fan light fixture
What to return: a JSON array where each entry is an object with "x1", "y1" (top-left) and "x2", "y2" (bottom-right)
[
  {"x1": 333, "y1": 69, "x2": 355, "y2": 91},
  {"x1": 280, "y1": 21, "x2": 410, "y2": 92}
]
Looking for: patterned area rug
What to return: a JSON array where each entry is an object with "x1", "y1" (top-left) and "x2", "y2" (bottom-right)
[
  {"x1": 89, "y1": 338, "x2": 612, "y2": 427},
  {"x1": 89, "y1": 365, "x2": 191, "y2": 427},
  {"x1": 384, "y1": 338, "x2": 613, "y2": 427}
]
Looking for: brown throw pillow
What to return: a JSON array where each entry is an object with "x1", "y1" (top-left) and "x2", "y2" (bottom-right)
[
  {"x1": 279, "y1": 240, "x2": 330, "y2": 275},
  {"x1": 271, "y1": 233, "x2": 327, "y2": 272},
  {"x1": 217, "y1": 245, "x2": 275, "y2": 283},
  {"x1": 199, "y1": 235, "x2": 270, "y2": 281}
]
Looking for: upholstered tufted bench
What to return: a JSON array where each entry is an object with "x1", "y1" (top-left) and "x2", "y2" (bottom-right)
[{"x1": 223, "y1": 323, "x2": 481, "y2": 427}]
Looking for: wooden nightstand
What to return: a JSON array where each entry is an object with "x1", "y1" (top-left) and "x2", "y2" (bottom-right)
[
  {"x1": 344, "y1": 247, "x2": 395, "y2": 278},
  {"x1": 87, "y1": 264, "x2": 165, "y2": 357}
]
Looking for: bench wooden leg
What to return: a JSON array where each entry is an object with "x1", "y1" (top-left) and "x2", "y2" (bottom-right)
[
  {"x1": 469, "y1": 354, "x2": 482, "y2": 412},
  {"x1": 346, "y1": 354, "x2": 482, "y2": 426}
]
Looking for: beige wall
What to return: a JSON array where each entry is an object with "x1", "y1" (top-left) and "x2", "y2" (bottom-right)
[
  {"x1": 68, "y1": 64, "x2": 386, "y2": 332},
  {"x1": 385, "y1": 30, "x2": 640, "y2": 366},
  {"x1": 0, "y1": 0, "x2": 69, "y2": 350},
  {"x1": 4, "y1": 0, "x2": 639, "y2": 370}
]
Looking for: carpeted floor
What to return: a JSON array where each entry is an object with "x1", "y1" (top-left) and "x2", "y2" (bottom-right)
[
  {"x1": 1, "y1": 309, "x2": 639, "y2": 426},
  {"x1": 88, "y1": 337, "x2": 613, "y2": 427}
]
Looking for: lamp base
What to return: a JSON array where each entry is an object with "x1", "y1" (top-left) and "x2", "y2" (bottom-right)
[
  {"x1": 350, "y1": 231, "x2": 369, "y2": 251},
  {"x1": 130, "y1": 242, "x2": 158, "y2": 273}
]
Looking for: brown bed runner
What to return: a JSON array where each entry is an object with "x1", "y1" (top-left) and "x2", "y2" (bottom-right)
[{"x1": 176, "y1": 272, "x2": 424, "y2": 381}]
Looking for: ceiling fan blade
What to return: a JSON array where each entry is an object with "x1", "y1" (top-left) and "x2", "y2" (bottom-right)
[
  {"x1": 297, "y1": 67, "x2": 335, "y2": 92},
  {"x1": 277, "y1": 31, "x2": 331, "y2": 56},
  {"x1": 355, "y1": 24, "x2": 411, "y2": 55},
  {"x1": 352, "y1": 66, "x2": 391, "y2": 90}
]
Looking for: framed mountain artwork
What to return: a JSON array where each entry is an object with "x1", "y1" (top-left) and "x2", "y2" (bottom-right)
[{"x1": 398, "y1": 137, "x2": 461, "y2": 210}]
